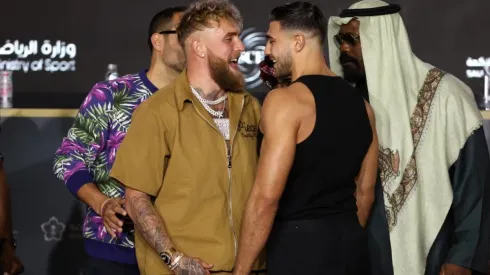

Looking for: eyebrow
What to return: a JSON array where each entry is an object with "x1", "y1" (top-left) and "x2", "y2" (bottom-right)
[{"x1": 225, "y1": 31, "x2": 239, "y2": 37}]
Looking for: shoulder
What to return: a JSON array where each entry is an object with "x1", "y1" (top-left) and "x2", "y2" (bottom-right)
[
  {"x1": 130, "y1": 98, "x2": 166, "y2": 131},
  {"x1": 82, "y1": 73, "x2": 140, "y2": 105},
  {"x1": 436, "y1": 73, "x2": 480, "y2": 118},
  {"x1": 131, "y1": 81, "x2": 180, "y2": 130},
  {"x1": 329, "y1": 77, "x2": 364, "y2": 101},
  {"x1": 243, "y1": 90, "x2": 260, "y2": 105},
  {"x1": 438, "y1": 73, "x2": 475, "y2": 102},
  {"x1": 243, "y1": 91, "x2": 261, "y2": 111},
  {"x1": 430, "y1": 71, "x2": 483, "y2": 162},
  {"x1": 140, "y1": 81, "x2": 178, "y2": 110},
  {"x1": 432, "y1": 72, "x2": 482, "y2": 146},
  {"x1": 263, "y1": 86, "x2": 297, "y2": 110},
  {"x1": 261, "y1": 86, "x2": 300, "y2": 126},
  {"x1": 101, "y1": 73, "x2": 141, "y2": 94}
]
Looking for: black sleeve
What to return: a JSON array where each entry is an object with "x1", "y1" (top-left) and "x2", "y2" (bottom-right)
[{"x1": 445, "y1": 127, "x2": 490, "y2": 274}]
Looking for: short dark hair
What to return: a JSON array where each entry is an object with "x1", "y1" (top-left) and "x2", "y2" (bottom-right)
[
  {"x1": 269, "y1": 2, "x2": 327, "y2": 43},
  {"x1": 177, "y1": 0, "x2": 243, "y2": 50},
  {"x1": 147, "y1": 6, "x2": 187, "y2": 51}
]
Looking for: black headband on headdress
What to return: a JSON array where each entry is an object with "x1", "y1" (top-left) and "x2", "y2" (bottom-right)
[{"x1": 339, "y1": 3, "x2": 401, "y2": 18}]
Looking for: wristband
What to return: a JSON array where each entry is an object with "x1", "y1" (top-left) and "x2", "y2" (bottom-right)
[{"x1": 99, "y1": 198, "x2": 113, "y2": 215}]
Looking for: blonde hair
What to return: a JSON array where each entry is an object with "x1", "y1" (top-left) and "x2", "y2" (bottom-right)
[{"x1": 177, "y1": 0, "x2": 243, "y2": 49}]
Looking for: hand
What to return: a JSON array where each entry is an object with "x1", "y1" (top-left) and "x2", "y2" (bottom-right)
[
  {"x1": 173, "y1": 255, "x2": 213, "y2": 275},
  {"x1": 1, "y1": 243, "x2": 24, "y2": 275},
  {"x1": 439, "y1": 263, "x2": 471, "y2": 275},
  {"x1": 100, "y1": 198, "x2": 127, "y2": 238}
]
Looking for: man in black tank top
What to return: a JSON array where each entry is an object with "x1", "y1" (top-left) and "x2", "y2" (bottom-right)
[{"x1": 233, "y1": 2, "x2": 378, "y2": 275}]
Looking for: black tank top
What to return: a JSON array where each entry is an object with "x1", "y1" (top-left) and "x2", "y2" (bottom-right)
[{"x1": 270, "y1": 75, "x2": 373, "y2": 221}]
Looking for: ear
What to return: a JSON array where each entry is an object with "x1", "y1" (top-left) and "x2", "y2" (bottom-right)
[
  {"x1": 293, "y1": 33, "x2": 305, "y2": 52},
  {"x1": 192, "y1": 39, "x2": 206, "y2": 58},
  {"x1": 151, "y1": 33, "x2": 164, "y2": 52}
]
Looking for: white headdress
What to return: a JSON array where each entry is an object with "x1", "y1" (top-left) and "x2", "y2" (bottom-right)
[{"x1": 328, "y1": 1, "x2": 482, "y2": 274}]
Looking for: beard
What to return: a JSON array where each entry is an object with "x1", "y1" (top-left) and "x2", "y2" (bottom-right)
[
  {"x1": 208, "y1": 50, "x2": 244, "y2": 92},
  {"x1": 162, "y1": 46, "x2": 186, "y2": 73},
  {"x1": 172, "y1": 52, "x2": 186, "y2": 73},
  {"x1": 339, "y1": 52, "x2": 365, "y2": 84},
  {"x1": 273, "y1": 49, "x2": 293, "y2": 80},
  {"x1": 167, "y1": 58, "x2": 186, "y2": 73}
]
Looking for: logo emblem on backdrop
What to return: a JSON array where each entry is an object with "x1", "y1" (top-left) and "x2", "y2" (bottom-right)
[
  {"x1": 465, "y1": 57, "x2": 490, "y2": 109},
  {"x1": 41, "y1": 216, "x2": 66, "y2": 242},
  {"x1": 239, "y1": 28, "x2": 267, "y2": 89},
  {"x1": 0, "y1": 40, "x2": 77, "y2": 73}
]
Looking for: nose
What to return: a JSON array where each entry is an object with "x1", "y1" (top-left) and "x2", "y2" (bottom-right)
[
  {"x1": 236, "y1": 38, "x2": 245, "y2": 52},
  {"x1": 340, "y1": 41, "x2": 351, "y2": 53},
  {"x1": 264, "y1": 43, "x2": 271, "y2": 56}
]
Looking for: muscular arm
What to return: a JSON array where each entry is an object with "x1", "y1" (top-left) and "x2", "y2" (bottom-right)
[
  {"x1": 234, "y1": 89, "x2": 299, "y2": 274},
  {"x1": 125, "y1": 187, "x2": 173, "y2": 253},
  {"x1": 125, "y1": 187, "x2": 209, "y2": 274},
  {"x1": 355, "y1": 101, "x2": 378, "y2": 227}
]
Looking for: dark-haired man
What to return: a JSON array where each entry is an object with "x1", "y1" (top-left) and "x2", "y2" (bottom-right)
[
  {"x1": 53, "y1": 7, "x2": 186, "y2": 274},
  {"x1": 328, "y1": 1, "x2": 490, "y2": 274},
  {"x1": 234, "y1": 2, "x2": 377, "y2": 274}
]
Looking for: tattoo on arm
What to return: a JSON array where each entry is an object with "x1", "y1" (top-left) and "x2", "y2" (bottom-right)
[
  {"x1": 127, "y1": 193, "x2": 209, "y2": 274},
  {"x1": 127, "y1": 193, "x2": 172, "y2": 253},
  {"x1": 175, "y1": 257, "x2": 206, "y2": 275}
]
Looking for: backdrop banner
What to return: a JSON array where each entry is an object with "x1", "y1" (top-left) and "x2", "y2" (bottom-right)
[
  {"x1": 0, "y1": 0, "x2": 489, "y2": 274},
  {"x1": 0, "y1": 0, "x2": 488, "y2": 108}
]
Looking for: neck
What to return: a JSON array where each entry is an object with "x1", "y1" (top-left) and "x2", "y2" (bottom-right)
[
  {"x1": 186, "y1": 62, "x2": 225, "y2": 101},
  {"x1": 146, "y1": 56, "x2": 180, "y2": 89},
  {"x1": 290, "y1": 49, "x2": 336, "y2": 81}
]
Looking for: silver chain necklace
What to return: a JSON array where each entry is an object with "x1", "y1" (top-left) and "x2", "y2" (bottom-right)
[
  {"x1": 190, "y1": 86, "x2": 226, "y2": 118},
  {"x1": 190, "y1": 86, "x2": 227, "y2": 105}
]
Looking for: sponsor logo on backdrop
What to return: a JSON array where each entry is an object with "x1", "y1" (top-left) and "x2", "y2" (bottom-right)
[
  {"x1": 41, "y1": 216, "x2": 66, "y2": 242},
  {"x1": 239, "y1": 28, "x2": 267, "y2": 89},
  {"x1": 466, "y1": 57, "x2": 490, "y2": 107},
  {"x1": 0, "y1": 40, "x2": 77, "y2": 73}
]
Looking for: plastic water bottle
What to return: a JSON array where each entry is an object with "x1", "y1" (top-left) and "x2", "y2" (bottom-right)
[
  {"x1": 0, "y1": 71, "x2": 13, "y2": 108},
  {"x1": 484, "y1": 66, "x2": 490, "y2": 110},
  {"x1": 105, "y1": 64, "x2": 119, "y2": 81}
]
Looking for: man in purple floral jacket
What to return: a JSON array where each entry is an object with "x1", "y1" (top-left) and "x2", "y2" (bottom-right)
[{"x1": 52, "y1": 7, "x2": 186, "y2": 274}]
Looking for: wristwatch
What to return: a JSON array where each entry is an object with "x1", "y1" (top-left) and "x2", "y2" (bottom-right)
[{"x1": 159, "y1": 247, "x2": 177, "y2": 265}]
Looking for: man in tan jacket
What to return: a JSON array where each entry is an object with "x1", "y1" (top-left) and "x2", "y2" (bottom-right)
[{"x1": 110, "y1": 0, "x2": 266, "y2": 274}]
